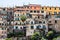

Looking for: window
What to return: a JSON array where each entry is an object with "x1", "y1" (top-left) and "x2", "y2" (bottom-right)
[
  {"x1": 2, "y1": 23, "x2": 4, "y2": 25},
  {"x1": 2, "y1": 28, "x2": 6, "y2": 30},
  {"x1": 36, "y1": 25, "x2": 41, "y2": 29},
  {"x1": 2, "y1": 31, "x2": 3, "y2": 34},
  {"x1": 15, "y1": 26, "x2": 18, "y2": 29},
  {"x1": 49, "y1": 12, "x2": 51, "y2": 15},
  {"x1": 0, "y1": 23, "x2": 1, "y2": 25},
  {"x1": 59, "y1": 8, "x2": 60, "y2": 10},
  {"x1": 34, "y1": 7, "x2": 36, "y2": 9},
  {"x1": 26, "y1": 10, "x2": 29, "y2": 12},
  {"x1": 39, "y1": 21, "x2": 42, "y2": 24},
  {"x1": 41, "y1": 11, "x2": 44, "y2": 13},
  {"x1": 18, "y1": 14, "x2": 19, "y2": 16},
  {"x1": 43, "y1": 21, "x2": 45, "y2": 24},
  {"x1": 3, "y1": 16, "x2": 7, "y2": 19},
  {"x1": 46, "y1": 7, "x2": 47, "y2": 9},
  {"x1": 15, "y1": 18, "x2": 19, "y2": 21},
  {"x1": 2, "y1": 28, "x2": 4, "y2": 30},
  {"x1": 5, "y1": 24, "x2": 6, "y2": 26},
  {"x1": 34, "y1": 10, "x2": 36, "y2": 13},
  {"x1": 17, "y1": 10, "x2": 20, "y2": 11},
  {"x1": 20, "y1": 27, "x2": 22, "y2": 29},
  {"x1": 42, "y1": 7, "x2": 44, "y2": 9},
  {"x1": 31, "y1": 21, "x2": 34, "y2": 24},
  {"x1": 15, "y1": 14, "x2": 16, "y2": 17},
  {"x1": 54, "y1": 8, "x2": 56, "y2": 10},
  {"x1": 16, "y1": 23, "x2": 18, "y2": 25},
  {"x1": 37, "y1": 11, "x2": 40, "y2": 13},
  {"x1": 31, "y1": 26, "x2": 34, "y2": 29},
  {"x1": 27, "y1": 6, "x2": 29, "y2": 8},
  {"x1": 54, "y1": 12, "x2": 57, "y2": 15},
  {"x1": 58, "y1": 12, "x2": 60, "y2": 14},
  {"x1": 49, "y1": 21, "x2": 51, "y2": 23},
  {"x1": 50, "y1": 8, "x2": 51, "y2": 10},
  {"x1": 20, "y1": 22, "x2": 21, "y2": 25},
  {"x1": 38, "y1": 16, "x2": 40, "y2": 18},
  {"x1": 23, "y1": 27, "x2": 26, "y2": 29},
  {"x1": 56, "y1": 15, "x2": 60, "y2": 18},
  {"x1": 10, "y1": 12, "x2": 12, "y2": 15},
  {"x1": 30, "y1": 10, "x2": 33, "y2": 13},
  {"x1": 55, "y1": 20, "x2": 57, "y2": 23},
  {"x1": 43, "y1": 25, "x2": 46, "y2": 29},
  {"x1": 35, "y1": 21, "x2": 38, "y2": 24},
  {"x1": 3, "y1": 8, "x2": 5, "y2": 10}
]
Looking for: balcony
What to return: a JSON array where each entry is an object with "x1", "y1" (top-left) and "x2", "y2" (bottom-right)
[
  {"x1": 26, "y1": 13, "x2": 32, "y2": 18},
  {"x1": 55, "y1": 15, "x2": 60, "y2": 20},
  {"x1": 36, "y1": 25, "x2": 43, "y2": 29}
]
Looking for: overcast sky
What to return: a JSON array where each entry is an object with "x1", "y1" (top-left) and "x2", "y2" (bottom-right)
[{"x1": 0, "y1": 0, "x2": 60, "y2": 7}]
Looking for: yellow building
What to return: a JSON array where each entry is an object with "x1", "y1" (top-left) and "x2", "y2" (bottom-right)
[{"x1": 41, "y1": 6, "x2": 60, "y2": 14}]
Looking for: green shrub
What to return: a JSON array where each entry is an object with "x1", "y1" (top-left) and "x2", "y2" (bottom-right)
[{"x1": 5, "y1": 38, "x2": 12, "y2": 40}]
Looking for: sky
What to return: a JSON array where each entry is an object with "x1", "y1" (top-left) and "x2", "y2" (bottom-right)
[{"x1": 0, "y1": 0, "x2": 60, "y2": 7}]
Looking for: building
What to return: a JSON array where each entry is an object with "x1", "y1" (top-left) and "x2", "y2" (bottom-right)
[
  {"x1": 13, "y1": 4, "x2": 60, "y2": 36},
  {"x1": 0, "y1": 4, "x2": 60, "y2": 37},
  {"x1": 0, "y1": 8, "x2": 7, "y2": 38}
]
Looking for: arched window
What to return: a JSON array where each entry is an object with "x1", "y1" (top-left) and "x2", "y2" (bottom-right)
[
  {"x1": 39, "y1": 21, "x2": 42, "y2": 24},
  {"x1": 43, "y1": 21, "x2": 45, "y2": 24},
  {"x1": 36, "y1": 25, "x2": 41, "y2": 29},
  {"x1": 15, "y1": 26, "x2": 18, "y2": 29},
  {"x1": 31, "y1": 26, "x2": 34, "y2": 29},
  {"x1": 31, "y1": 21, "x2": 34, "y2": 24},
  {"x1": 16, "y1": 23, "x2": 18, "y2": 25}
]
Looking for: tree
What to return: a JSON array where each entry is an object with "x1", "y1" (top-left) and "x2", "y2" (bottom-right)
[
  {"x1": 5, "y1": 38, "x2": 12, "y2": 40},
  {"x1": 41, "y1": 37, "x2": 46, "y2": 40},
  {"x1": 20, "y1": 15, "x2": 27, "y2": 22},
  {"x1": 31, "y1": 32, "x2": 42, "y2": 40},
  {"x1": 53, "y1": 36, "x2": 60, "y2": 40},
  {"x1": 13, "y1": 31, "x2": 24, "y2": 37},
  {"x1": 53, "y1": 38, "x2": 57, "y2": 40},
  {"x1": 46, "y1": 31, "x2": 54, "y2": 40},
  {"x1": 7, "y1": 31, "x2": 24, "y2": 40},
  {"x1": 7, "y1": 32, "x2": 14, "y2": 38},
  {"x1": 20, "y1": 15, "x2": 27, "y2": 36}
]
